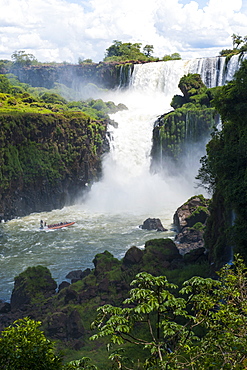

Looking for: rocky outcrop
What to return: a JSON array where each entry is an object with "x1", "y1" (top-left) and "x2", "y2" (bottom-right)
[
  {"x1": 0, "y1": 112, "x2": 109, "y2": 221},
  {"x1": 0, "y1": 236, "x2": 210, "y2": 346},
  {"x1": 140, "y1": 218, "x2": 167, "y2": 231},
  {"x1": 173, "y1": 195, "x2": 210, "y2": 254},
  {"x1": 10, "y1": 266, "x2": 57, "y2": 312}
]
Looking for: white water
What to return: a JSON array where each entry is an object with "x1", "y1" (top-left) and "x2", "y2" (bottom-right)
[{"x1": 0, "y1": 56, "x2": 243, "y2": 302}]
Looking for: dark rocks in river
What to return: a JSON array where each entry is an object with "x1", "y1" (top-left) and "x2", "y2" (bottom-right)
[{"x1": 140, "y1": 218, "x2": 167, "y2": 231}]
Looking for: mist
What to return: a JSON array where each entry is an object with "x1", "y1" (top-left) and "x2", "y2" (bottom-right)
[
  {"x1": 71, "y1": 59, "x2": 222, "y2": 215},
  {"x1": 80, "y1": 87, "x2": 206, "y2": 216}
]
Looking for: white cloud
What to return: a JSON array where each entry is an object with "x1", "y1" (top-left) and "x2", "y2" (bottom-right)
[{"x1": 0, "y1": 0, "x2": 247, "y2": 63}]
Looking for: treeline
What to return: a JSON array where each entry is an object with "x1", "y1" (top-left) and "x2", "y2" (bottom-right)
[{"x1": 0, "y1": 41, "x2": 182, "y2": 73}]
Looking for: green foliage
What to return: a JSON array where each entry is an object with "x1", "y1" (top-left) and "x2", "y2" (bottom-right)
[
  {"x1": 143, "y1": 45, "x2": 154, "y2": 57},
  {"x1": 91, "y1": 256, "x2": 247, "y2": 369},
  {"x1": 197, "y1": 59, "x2": 247, "y2": 260},
  {"x1": 11, "y1": 50, "x2": 38, "y2": 67},
  {"x1": 0, "y1": 75, "x2": 13, "y2": 94},
  {"x1": 219, "y1": 33, "x2": 247, "y2": 56},
  {"x1": 162, "y1": 53, "x2": 181, "y2": 61},
  {"x1": 104, "y1": 40, "x2": 156, "y2": 62},
  {"x1": 0, "y1": 317, "x2": 62, "y2": 370},
  {"x1": 40, "y1": 92, "x2": 67, "y2": 105},
  {"x1": 63, "y1": 357, "x2": 98, "y2": 369},
  {"x1": 152, "y1": 73, "x2": 216, "y2": 165},
  {"x1": 190, "y1": 222, "x2": 205, "y2": 231}
]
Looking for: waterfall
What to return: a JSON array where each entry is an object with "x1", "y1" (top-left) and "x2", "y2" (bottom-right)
[{"x1": 84, "y1": 56, "x2": 243, "y2": 215}]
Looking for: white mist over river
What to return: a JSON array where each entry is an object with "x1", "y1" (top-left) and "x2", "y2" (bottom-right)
[{"x1": 0, "y1": 56, "x2": 243, "y2": 302}]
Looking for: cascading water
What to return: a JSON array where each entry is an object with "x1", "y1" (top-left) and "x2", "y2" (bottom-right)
[
  {"x1": 84, "y1": 59, "x2": 199, "y2": 214},
  {"x1": 85, "y1": 55, "x2": 242, "y2": 214},
  {"x1": 0, "y1": 55, "x2": 244, "y2": 302}
]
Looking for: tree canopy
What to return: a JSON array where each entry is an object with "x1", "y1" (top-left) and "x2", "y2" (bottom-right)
[
  {"x1": 90, "y1": 255, "x2": 247, "y2": 369},
  {"x1": 104, "y1": 40, "x2": 156, "y2": 62}
]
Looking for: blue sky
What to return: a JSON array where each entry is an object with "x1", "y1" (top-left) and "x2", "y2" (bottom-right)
[{"x1": 0, "y1": 0, "x2": 247, "y2": 63}]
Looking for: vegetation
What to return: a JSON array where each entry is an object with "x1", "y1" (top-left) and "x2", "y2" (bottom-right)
[
  {"x1": 2, "y1": 256, "x2": 247, "y2": 369},
  {"x1": 197, "y1": 59, "x2": 247, "y2": 263},
  {"x1": 219, "y1": 33, "x2": 247, "y2": 58},
  {"x1": 11, "y1": 50, "x2": 39, "y2": 67},
  {"x1": 0, "y1": 73, "x2": 121, "y2": 214},
  {"x1": 0, "y1": 318, "x2": 62, "y2": 370},
  {"x1": 151, "y1": 73, "x2": 216, "y2": 163},
  {"x1": 90, "y1": 255, "x2": 247, "y2": 369},
  {"x1": 104, "y1": 40, "x2": 157, "y2": 62},
  {"x1": 103, "y1": 40, "x2": 181, "y2": 63},
  {"x1": 162, "y1": 53, "x2": 181, "y2": 61}
]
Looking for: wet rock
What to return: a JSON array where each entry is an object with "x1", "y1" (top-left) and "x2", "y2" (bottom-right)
[
  {"x1": 173, "y1": 196, "x2": 209, "y2": 232},
  {"x1": 123, "y1": 246, "x2": 143, "y2": 267},
  {"x1": 58, "y1": 281, "x2": 70, "y2": 292},
  {"x1": 66, "y1": 268, "x2": 91, "y2": 283},
  {"x1": 141, "y1": 218, "x2": 167, "y2": 232},
  {"x1": 0, "y1": 300, "x2": 11, "y2": 313}
]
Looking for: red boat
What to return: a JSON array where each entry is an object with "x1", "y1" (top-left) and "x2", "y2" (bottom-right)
[{"x1": 40, "y1": 221, "x2": 75, "y2": 230}]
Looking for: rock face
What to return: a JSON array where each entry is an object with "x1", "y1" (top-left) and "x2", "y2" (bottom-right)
[
  {"x1": 0, "y1": 112, "x2": 109, "y2": 221},
  {"x1": 10, "y1": 62, "x2": 133, "y2": 91},
  {"x1": 173, "y1": 195, "x2": 210, "y2": 254},
  {"x1": 140, "y1": 218, "x2": 167, "y2": 231}
]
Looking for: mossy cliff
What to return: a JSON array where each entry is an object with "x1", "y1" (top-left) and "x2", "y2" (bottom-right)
[
  {"x1": 151, "y1": 73, "x2": 218, "y2": 169},
  {"x1": 0, "y1": 111, "x2": 108, "y2": 220}
]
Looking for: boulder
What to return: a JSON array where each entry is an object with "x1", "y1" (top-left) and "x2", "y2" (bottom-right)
[
  {"x1": 58, "y1": 281, "x2": 70, "y2": 292},
  {"x1": 66, "y1": 268, "x2": 91, "y2": 283},
  {"x1": 142, "y1": 238, "x2": 182, "y2": 275},
  {"x1": 0, "y1": 300, "x2": 11, "y2": 313},
  {"x1": 175, "y1": 227, "x2": 205, "y2": 255},
  {"x1": 122, "y1": 246, "x2": 144, "y2": 267},
  {"x1": 141, "y1": 218, "x2": 167, "y2": 232},
  {"x1": 93, "y1": 250, "x2": 120, "y2": 277},
  {"x1": 10, "y1": 265, "x2": 57, "y2": 311},
  {"x1": 173, "y1": 195, "x2": 209, "y2": 232}
]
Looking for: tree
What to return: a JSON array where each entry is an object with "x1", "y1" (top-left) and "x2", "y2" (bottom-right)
[
  {"x1": 143, "y1": 44, "x2": 154, "y2": 57},
  {"x1": 162, "y1": 53, "x2": 181, "y2": 61},
  {"x1": 91, "y1": 256, "x2": 247, "y2": 369},
  {"x1": 104, "y1": 41, "x2": 150, "y2": 62},
  {"x1": 11, "y1": 50, "x2": 38, "y2": 67},
  {"x1": 232, "y1": 33, "x2": 243, "y2": 49},
  {"x1": 0, "y1": 317, "x2": 62, "y2": 370}
]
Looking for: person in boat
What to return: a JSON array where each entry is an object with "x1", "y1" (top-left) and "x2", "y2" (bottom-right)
[{"x1": 40, "y1": 220, "x2": 44, "y2": 229}]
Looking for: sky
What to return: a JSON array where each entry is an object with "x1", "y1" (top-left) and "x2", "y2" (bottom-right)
[{"x1": 1, "y1": 0, "x2": 247, "y2": 63}]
